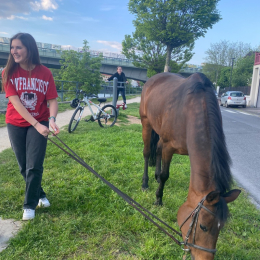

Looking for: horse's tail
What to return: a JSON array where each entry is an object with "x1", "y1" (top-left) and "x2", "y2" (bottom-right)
[
  {"x1": 191, "y1": 73, "x2": 233, "y2": 193},
  {"x1": 149, "y1": 129, "x2": 159, "y2": 167}
]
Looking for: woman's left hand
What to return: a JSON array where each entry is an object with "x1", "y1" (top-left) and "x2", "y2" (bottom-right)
[{"x1": 49, "y1": 119, "x2": 60, "y2": 135}]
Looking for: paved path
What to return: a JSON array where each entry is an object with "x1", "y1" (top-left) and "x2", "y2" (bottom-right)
[{"x1": 0, "y1": 97, "x2": 141, "y2": 153}]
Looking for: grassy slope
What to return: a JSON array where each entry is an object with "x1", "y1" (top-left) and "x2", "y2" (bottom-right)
[{"x1": 0, "y1": 103, "x2": 259, "y2": 260}]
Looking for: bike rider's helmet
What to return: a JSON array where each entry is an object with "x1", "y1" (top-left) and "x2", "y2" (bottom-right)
[{"x1": 70, "y1": 98, "x2": 79, "y2": 108}]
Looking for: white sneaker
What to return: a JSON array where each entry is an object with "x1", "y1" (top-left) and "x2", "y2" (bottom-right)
[
  {"x1": 38, "y1": 197, "x2": 51, "y2": 208},
  {"x1": 23, "y1": 209, "x2": 35, "y2": 220},
  {"x1": 124, "y1": 104, "x2": 127, "y2": 109}
]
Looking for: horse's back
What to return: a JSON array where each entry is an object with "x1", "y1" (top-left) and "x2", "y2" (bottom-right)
[
  {"x1": 140, "y1": 73, "x2": 186, "y2": 118},
  {"x1": 139, "y1": 72, "x2": 219, "y2": 155}
]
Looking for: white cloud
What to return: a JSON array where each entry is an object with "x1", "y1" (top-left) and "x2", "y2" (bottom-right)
[
  {"x1": 42, "y1": 15, "x2": 53, "y2": 21},
  {"x1": 0, "y1": 1, "x2": 31, "y2": 19},
  {"x1": 7, "y1": 15, "x2": 28, "y2": 20},
  {"x1": 0, "y1": 32, "x2": 9, "y2": 35},
  {"x1": 100, "y1": 6, "x2": 115, "y2": 11},
  {"x1": 30, "y1": 0, "x2": 58, "y2": 11},
  {"x1": 0, "y1": 0, "x2": 59, "y2": 20},
  {"x1": 97, "y1": 40, "x2": 122, "y2": 51},
  {"x1": 82, "y1": 17, "x2": 99, "y2": 22}
]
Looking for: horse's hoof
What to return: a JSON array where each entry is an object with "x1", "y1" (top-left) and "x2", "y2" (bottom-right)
[
  {"x1": 154, "y1": 200, "x2": 163, "y2": 206},
  {"x1": 142, "y1": 185, "x2": 149, "y2": 191}
]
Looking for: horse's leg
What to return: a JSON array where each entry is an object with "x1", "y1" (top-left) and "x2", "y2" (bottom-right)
[
  {"x1": 155, "y1": 144, "x2": 174, "y2": 205},
  {"x1": 141, "y1": 118, "x2": 152, "y2": 190},
  {"x1": 155, "y1": 138, "x2": 162, "y2": 183}
]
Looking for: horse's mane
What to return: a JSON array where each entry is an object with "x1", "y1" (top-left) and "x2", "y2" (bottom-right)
[{"x1": 189, "y1": 73, "x2": 233, "y2": 195}]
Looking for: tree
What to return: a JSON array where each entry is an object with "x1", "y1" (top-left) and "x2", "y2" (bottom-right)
[
  {"x1": 217, "y1": 67, "x2": 231, "y2": 89},
  {"x1": 203, "y1": 40, "x2": 254, "y2": 83},
  {"x1": 128, "y1": 0, "x2": 221, "y2": 72},
  {"x1": 232, "y1": 54, "x2": 255, "y2": 87},
  {"x1": 122, "y1": 32, "x2": 194, "y2": 77},
  {"x1": 58, "y1": 40, "x2": 102, "y2": 94}
]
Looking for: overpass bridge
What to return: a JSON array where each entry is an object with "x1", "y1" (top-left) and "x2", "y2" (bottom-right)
[
  {"x1": 0, "y1": 42, "x2": 148, "y2": 82},
  {"x1": 0, "y1": 41, "x2": 201, "y2": 82}
]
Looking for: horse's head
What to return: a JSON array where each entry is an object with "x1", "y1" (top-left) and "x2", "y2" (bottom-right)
[{"x1": 177, "y1": 189, "x2": 241, "y2": 260}]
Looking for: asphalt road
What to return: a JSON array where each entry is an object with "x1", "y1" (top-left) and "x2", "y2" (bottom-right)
[{"x1": 220, "y1": 106, "x2": 260, "y2": 208}]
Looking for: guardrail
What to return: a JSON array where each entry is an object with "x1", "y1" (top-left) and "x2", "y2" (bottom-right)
[{"x1": 0, "y1": 42, "x2": 136, "y2": 67}]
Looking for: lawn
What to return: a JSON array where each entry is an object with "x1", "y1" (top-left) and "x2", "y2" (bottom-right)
[
  {"x1": 0, "y1": 94, "x2": 140, "y2": 127},
  {"x1": 0, "y1": 114, "x2": 6, "y2": 127},
  {"x1": 0, "y1": 103, "x2": 259, "y2": 260}
]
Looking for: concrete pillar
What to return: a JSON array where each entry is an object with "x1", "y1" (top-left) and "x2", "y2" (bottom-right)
[
  {"x1": 112, "y1": 77, "x2": 118, "y2": 116},
  {"x1": 249, "y1": 65, "x2": 260, "y2": 107}
]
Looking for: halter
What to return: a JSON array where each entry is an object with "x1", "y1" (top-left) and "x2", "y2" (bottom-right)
[{"x1": 179, "y1": 197, "x2": 218, "y2": 256}]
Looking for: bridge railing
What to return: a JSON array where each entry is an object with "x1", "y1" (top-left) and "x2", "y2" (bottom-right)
[{"x1": 0, "y1": 42, "x2": 135, "y2": 67}]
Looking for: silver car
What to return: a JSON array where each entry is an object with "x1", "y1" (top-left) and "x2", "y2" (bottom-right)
[{"x1": 220, "y1": 91, "x2": 246, "y2": 108}]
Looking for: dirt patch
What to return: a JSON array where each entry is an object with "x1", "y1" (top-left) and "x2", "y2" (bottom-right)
[
  {"x1": 115, "y1": 115, "x2": 141, "y2": 126},
  {"x1": 126, "y1": 115, "x2": 141, "y2": 125}
]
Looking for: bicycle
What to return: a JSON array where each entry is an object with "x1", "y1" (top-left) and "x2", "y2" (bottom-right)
[{"x1": 68, "y1": 90, "x2": 117, "y2": 133}]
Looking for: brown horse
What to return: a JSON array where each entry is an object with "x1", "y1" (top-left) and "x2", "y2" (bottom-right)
[{"x1": 139, "y1": 72, "x2": 240, "y2": 259}]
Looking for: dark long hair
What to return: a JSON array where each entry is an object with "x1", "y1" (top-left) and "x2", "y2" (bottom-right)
[{"x1": 2, "y1": 33, "x2": 41, "y2": 90}]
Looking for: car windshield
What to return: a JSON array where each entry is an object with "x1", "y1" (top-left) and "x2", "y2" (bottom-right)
[{"x1": 230, "y1": 92, "x2": 243, "y2": 97}]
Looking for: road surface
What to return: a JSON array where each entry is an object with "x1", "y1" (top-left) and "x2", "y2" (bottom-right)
[{"x1": 220, "y1": 106, "x2": 260, "y2": 208}]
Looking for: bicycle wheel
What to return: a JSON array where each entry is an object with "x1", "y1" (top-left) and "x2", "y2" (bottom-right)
[
  {"x1": 68, "y1": 107, "x2": 83, "y2": 133},
  {"x1": 98, "y1": 104, "x2": 117, "y2": 128}
]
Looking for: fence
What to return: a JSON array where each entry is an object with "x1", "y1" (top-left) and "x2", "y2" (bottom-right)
[{"x1": 0, "y1": 78, "x2": 142, "y2": 111}]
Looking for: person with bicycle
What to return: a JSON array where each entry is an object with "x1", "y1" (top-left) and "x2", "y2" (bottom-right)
[
  {"x1": 2, "y1": 33, "x2": 60, "y2": 220},
  {"x1": 107, "y1": 66, "x2": 128, "y2": 108}
]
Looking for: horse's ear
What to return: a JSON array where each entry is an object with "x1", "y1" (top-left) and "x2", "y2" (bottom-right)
[
  {"x1": 205, "y1": 191, "x2": 220, "y2": 205},
  {"x1": 222, "y1": 189, "x2": 241, "y2": 204}
]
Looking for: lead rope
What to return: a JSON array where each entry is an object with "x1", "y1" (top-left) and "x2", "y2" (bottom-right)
[{"x1": 47, "y1": 133, "x2": 183, "y2": 246}]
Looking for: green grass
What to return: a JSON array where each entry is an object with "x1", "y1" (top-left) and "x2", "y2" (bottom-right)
[
  {"x1": 0, "y1": 95, "x2": 141, "y2": 127},
  {"x1": 0, "y1": 103, "x2": 259, "y2": 260},
  {"x1": 58, "y1": 94, "x2": 140, "y2": 114},
  {"x1": 0, "y1": 114, "x2": 6, "y2": 127}
]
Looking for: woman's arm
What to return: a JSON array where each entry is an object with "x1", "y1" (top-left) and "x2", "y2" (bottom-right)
[
  {"x1": 48, "y1": 98, "x2": 60, "y2": 135},
  {"x1": 107, "y1": 73, "x2": 116, "y2": 81},
  {"x1": 8, "y1": 95, "x2": 50, "y2": 136}
]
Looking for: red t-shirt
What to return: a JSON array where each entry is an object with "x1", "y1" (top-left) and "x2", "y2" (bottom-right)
[{"x1": 3, "y1": 64, "x2": 58, "y2": 127}]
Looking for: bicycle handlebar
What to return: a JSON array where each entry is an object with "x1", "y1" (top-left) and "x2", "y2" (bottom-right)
[{"x1": 76, "y1": 90, "x2": 98, "y2": 99}]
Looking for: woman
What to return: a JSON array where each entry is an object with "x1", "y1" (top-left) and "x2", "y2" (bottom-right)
[
  {"x1": 107, "y1": 66, "x2": 128, "y2": 108},
  {"x1": 2, "y1": 33, "x2": 60, "y2": 220}
]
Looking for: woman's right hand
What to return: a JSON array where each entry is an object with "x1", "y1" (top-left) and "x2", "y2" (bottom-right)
[{"x1": 35, "y1": 123, "x2": 50, "y2": 137}]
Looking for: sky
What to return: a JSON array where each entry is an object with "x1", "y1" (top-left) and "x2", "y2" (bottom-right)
[{"x1": 0, "y1": 0, "x2": 259, "y2": 65}]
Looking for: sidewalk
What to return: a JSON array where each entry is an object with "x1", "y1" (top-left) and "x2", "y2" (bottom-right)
[
  {"x1": 0, "y1": 97, "x2": 141, "y2": 153},
  {"x1": 241, "y1": 107, "x2": 260, "y2": 116},
  {"x1": 0, "y1": 96, "x2": 141, "y2": 252}
]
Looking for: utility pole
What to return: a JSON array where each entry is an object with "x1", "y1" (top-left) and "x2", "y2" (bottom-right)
[{"x1": 229, "y1": 58, "x2": 235, "y2": 91}]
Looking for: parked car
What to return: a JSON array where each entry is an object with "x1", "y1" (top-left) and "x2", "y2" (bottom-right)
[{"x1": 220, "y1": 91, "x2": 246, "y2": 108}]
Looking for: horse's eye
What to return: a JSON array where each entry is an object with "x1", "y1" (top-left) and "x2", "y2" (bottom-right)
[{"x1": 200, "y1": 224, "x2": 208, "y2": 232}]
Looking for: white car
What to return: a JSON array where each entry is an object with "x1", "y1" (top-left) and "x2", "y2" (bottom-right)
[{"x1": 220, "y1": 91, "x2": 246, "y2": 108}]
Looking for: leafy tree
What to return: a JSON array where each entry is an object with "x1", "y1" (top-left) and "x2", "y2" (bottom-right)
[
  {"x1": 128, "y1": 0, "x2": 221, "y2": 72},
  {"x1": 58, "y1": 40, "x2": 102, "y2": 94},
  {"x1": 122, "y1": 32, "x2": 194, "y2": 77},
  {"x1": 203, "y1": 40, "x2": 254, "y2": 83},
  {"x1": 202, "y1": 63, "x2": 220, "y2": 83},
  {"x1": 217, "y1": 67, "x2": 231, "y2": 89},
  {"x1": 232, "y1": 54, "x2": 255, "y2": 87}
]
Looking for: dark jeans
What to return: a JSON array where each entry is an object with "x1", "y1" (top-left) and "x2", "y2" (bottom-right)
[
  {"x1": 7, "y1": 121, "x2": 49, "y2": 210},
  {"x1": 117, "y1": 87, "x2": 126, "y2": 104}
]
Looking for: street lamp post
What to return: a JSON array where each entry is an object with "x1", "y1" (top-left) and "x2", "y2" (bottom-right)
[{"x1": 229, "y1": 58, "x2": 235, "y2": 91}]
